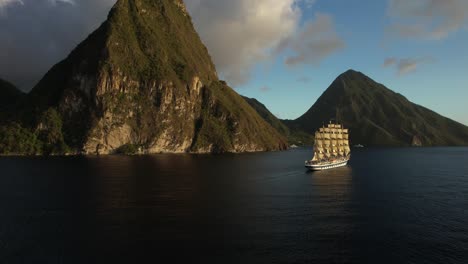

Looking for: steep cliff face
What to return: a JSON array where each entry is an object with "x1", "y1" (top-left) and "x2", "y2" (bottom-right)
[
  {"x1": 287, "y1": 70, "x2": 468, "y2": 146},
  {"x1": 26, "y1": 0, "x2": 286, "y2": 154}
]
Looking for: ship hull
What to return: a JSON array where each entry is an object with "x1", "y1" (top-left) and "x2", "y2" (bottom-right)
[{"x1": 305, "y1": 159, "x2": 348, "y2": 171}]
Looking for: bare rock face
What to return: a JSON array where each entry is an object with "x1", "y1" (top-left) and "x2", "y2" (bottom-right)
[
  {"x1": 412, "y1": 135, "x2": 423, "y2": 147},
  {"x1": 174, "y1": 0, "x2": 188, "y2": 16},
  {"x1": 26, "y1": 0, "x2": 287, "y2": 155}
]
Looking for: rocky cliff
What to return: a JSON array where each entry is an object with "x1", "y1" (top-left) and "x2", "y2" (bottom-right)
[
  {"x1": 286, "y1": 69, "x2": 468, "y2": 146},
  {"x1": 15, "y1": 0, "x2": 286, "y2": 155}
]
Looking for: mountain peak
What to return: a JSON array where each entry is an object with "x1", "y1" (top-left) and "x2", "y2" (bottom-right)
[
  {"x1": 14, "y1": 0, "x2": 286, "y2": 155},
  {"x1": 291, "y1": 71, "x2": 468, "y2": 146},
  {"x1": 341, "y1": 69, "x2": 360, "y2": 75},
  {"x1": 111, "y1": 0, "x2": 188, "y2": 16},
  {"x1": 338, "y1": 69, "x2": 369, "y2": 81}
]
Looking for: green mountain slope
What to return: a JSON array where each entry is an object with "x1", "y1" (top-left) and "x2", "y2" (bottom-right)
[
  {"x1": 242, "y1": 96, "x2": 314, "y2": 145},
  {"x1": 241, "y1": 96, "x2": 289, "y2": 135},
  {"x1": 288, "y1": 69, "x2": 468, "y2": 146},
  {"x1": 4, "y1": 0, "x2": 286, "y2": 155}
]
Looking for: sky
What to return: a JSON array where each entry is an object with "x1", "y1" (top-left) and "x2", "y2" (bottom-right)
[{"x1": 0, "y1": 0, "x2": 467, "y2": 125}]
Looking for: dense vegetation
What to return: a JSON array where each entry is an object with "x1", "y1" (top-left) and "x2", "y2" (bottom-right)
[
  {"x1": 104, "y1": 0, "x2": 217, "y2": 84},
  {"x1": 190, "y1": 82, "x2": 287, "y2": 153},
  {"x1": 242, "y1": 96, "x2": 313, "y2": 146},
  {"x1": 286, "y1": 69, "x2": 468, "y2": 146},
  {"x1": 0, "y1": 108, "x2": 69, "y2": 155},
  {"x1": 3, "y1": 0, "x2": 467, "y2": 155}
]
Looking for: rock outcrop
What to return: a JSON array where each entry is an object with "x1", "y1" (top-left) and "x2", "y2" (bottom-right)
[{"x1": 22, "y1": 0, "x2": 287, "y2": 154}]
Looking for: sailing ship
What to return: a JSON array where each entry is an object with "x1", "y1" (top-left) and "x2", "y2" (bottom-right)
[{"x1": 305, "y1": 122, "x2": 351, "y2": 170}]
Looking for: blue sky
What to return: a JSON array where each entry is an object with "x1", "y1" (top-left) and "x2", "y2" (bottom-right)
[
  {"x1": 229, "y1": 0, "x2": 468, "y2": 125},
  {"x1": 1, "y1": 0, "x2": 467, "y2": 125}
]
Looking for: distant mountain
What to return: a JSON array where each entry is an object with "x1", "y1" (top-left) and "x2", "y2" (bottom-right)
[
  {"x1": 287, "y1": 69, "x2": 468, "y2": 146},
  {"x1": 0, "y1": 79, "x2": 24, "y2": 106},
  {"x1": 1, "y1": 0, "x2": 286, "y2": 155},
  {"x1": 242, "y1": 96, "x2": 314, "y2": 145},
  {"x1": 241, "y1": 96, "x2": 289, "y2": 135}
]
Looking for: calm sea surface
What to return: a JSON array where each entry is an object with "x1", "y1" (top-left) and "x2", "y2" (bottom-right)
[{"x1": 0, "y1": 147, "x2": 467, "y2": 263}]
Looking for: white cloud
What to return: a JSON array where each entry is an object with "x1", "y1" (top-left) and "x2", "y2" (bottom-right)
[
  {"x1": 48, "y1": 0, "x2": 75, "y2": 5},
  {"x1": 0, "y1": 0, "x2": 73, "y2": 11},
  {"x1": 259, "y1": 86, "x2": 271, "y2": 92},
  {"x1": 186, "y1": 0, "x2": 343, "y2": 86},
  {"x1": 278, "y1": 12, "x2": 344, "y2": 66},
  {"x1": 0, "y1": 0, "x2": 23, "y2": 8},
  {"x1": 383, "y1": 56, "x2": 434, "y2": 75},
  {"x1": 383, "y1": 57, "x2": 397, "y2": 67},
  {"x1": 387, "y1": 0, "x2": 468, "y2": 40},
  {"x1": 297, "y1": 76, "x2": 311, "y2": 83},
  {"x1": 186, "y1": 0, "x2": 302, "y2": 86},
  {"x1": 0, "y1": 0, "x2": 23, "y2": 15},
  {"x1": 301, "y1": 0, "x2": 316, "y2": 8},
  {"x1": 1, "y1": 0, "x2": 343, "y2": 90},
  {"x1": 0, "y1": 0, "x2": 116, "y2": 90}
]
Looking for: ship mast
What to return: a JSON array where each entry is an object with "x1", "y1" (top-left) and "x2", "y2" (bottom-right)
[{"x1": 313, "y1": 121, "x2": 350, "y2": 161}]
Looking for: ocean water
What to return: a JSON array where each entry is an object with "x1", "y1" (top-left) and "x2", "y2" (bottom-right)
[{"x1": 0, "y1": 147, "x2": 467, "y2": 263}]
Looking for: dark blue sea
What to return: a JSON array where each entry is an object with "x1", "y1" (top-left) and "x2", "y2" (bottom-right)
[{"x1": 0, "y1": 147, "x2": 467, "y2": 263}]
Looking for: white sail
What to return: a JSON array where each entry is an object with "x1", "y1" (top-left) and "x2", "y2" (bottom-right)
[
  {"x1": 312, "y1": 153, "x2": 318, "y2": 161},
  {"x1": 306, "y1": 122, "x2": 351, "y2": 170},
  {"x1": 315, "y1": 139, "x2": 324, "y2": 146},
  {"x1": 345, "y1": 146, "x2": 351, "y2": 153},
  {"x1": 315, "y1": 132, "x2": 322, "y2": 140}
]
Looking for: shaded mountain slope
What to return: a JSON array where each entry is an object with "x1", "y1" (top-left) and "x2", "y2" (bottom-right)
[
  {"x1": 242, "y1": 96, "x2": 314, "y2": 145},
  {"x1": 0, "y1": 79, "x2": 25, "y2": 122},
  {"x1": 4, "y1": 0, "x2": 286, "y2": 155},
  {"x1": 241, "y1": 96, "x2": 289, "y2": 136},
  {"x1": 288, "y1": 69, "x2": 468, "y2": 146}
]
